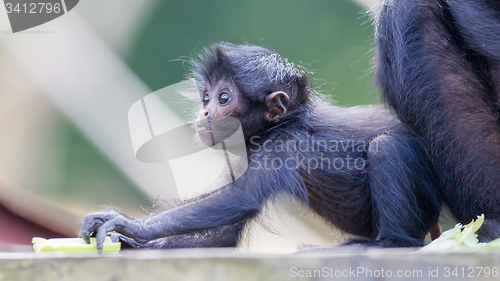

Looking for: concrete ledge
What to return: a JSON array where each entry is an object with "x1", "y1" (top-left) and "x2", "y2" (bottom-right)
[{"x1": 1, "y1": 248, "x2": 500, "y2": 280}]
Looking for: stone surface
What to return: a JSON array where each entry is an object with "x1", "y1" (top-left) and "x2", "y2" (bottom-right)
[{"x1": 1, "y1": 248, "x2": 500, "y2": 280}]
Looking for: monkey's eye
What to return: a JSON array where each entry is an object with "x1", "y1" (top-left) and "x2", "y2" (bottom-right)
[
  {"x1": 218, "y1": 92, "x2": 230, "y2": 105},
  {"x1": 202, "y1": 93, "x2": 209, "y2": 106}
]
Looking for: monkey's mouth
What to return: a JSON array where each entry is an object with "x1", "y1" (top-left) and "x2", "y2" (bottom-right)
[
  {"x1": 196, "y1": 126, "x2": 211, "y2": 133},
  {"x1": 195, "y1": 117, "x2": 240, "y2": 146},
  {"x1": 196, "y1": 118, "x2": 213, "y2": 133}
]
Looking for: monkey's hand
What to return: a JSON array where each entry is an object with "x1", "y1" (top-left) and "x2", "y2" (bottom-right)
[{"x1": 80, "y1": 211, "x2": 147, "y2": 253}]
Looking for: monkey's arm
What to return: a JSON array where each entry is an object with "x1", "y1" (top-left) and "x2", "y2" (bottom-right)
[
  {"x1": 79, "y1": 150, "x2": 299, "y2": 253},
  {"x1": 80, "y1": 182, "x2": 261, "y2": 252},
  {"x1": 110, "y1": 223, "x2": 244, "y2": 249}
]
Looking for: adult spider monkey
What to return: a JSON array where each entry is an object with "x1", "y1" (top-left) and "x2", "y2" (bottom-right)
[
  {"x1": 375, "y1": 0, "x2": 500, "y2": 240},
  {"x1": 80, "y1": 43, "x2": 441, "y2": 252}
]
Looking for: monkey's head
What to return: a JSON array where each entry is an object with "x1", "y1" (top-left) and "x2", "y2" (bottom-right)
[{"x1": 190, "y1": 43, "x2": 310, "y2": 143}]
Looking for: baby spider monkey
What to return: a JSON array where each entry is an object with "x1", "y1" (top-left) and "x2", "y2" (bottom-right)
[{"x1": 81, "y1": 43, "x2": 441, "y2": 252}]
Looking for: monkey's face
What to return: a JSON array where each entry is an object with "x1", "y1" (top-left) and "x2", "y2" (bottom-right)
[
  {"x1": 197, "y1": 80, "x2": 249, "y2": 120},
  {"x1": 196, "y1": 80, "x2": 251, "y2": 145}
]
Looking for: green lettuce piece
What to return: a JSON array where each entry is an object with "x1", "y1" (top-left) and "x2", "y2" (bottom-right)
[
  {"x1": 419, "y1": 214, "x2": 500, "y2": 252},
  {"x1": 32, "y1": 237, "x2": 121, "y2": 254}
]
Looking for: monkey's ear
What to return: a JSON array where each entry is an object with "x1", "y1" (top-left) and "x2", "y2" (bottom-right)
[{"x1": 265, "y1": 91, "x2": 290, "y2": 122}]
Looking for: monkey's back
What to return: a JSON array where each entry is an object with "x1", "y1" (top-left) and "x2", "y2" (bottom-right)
[{"x1": 300, "y1": 102, "x2": 419, "y2": 237}]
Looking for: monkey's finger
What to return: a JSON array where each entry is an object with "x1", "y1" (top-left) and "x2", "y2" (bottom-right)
[
  {"x1": 95, "y1": 219, "x2": 120, "y2": 254},
  {"x1": 80, "y1": 211, "x2": 119, "y2": 244},
  {"x1": 109, "y1": 232, "x2": 122, "y2": 243},
  {"x1": 80, "y1": 215, "x2": 106, "y2": 243},
  {"x1": 109, "y1": 232, "x2": 141, "y2": 249},
  {"x1": 80, "y1": 218, "x2": 101, "y2": 244}
]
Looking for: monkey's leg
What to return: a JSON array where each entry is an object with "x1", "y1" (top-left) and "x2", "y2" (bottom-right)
[
  {"x1": 110, "y1": 223, "x2": 244, "y2": 249},
  {"x1": 444, "y1": 0, "x2": 500, "y2": 145},
  {"x1": 377, "y1": 0, "x2": 500, "y2": 224},
  {"x1": 445, "y1": 0, "x2": 500, "y2": 65},
  {"x1": 345, "y1": 133, "x2": 441, "y2": 247}
]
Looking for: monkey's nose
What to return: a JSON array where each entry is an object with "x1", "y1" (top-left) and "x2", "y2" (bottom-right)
[{"x1": 203, "y1": 110, "x2": 210, "y2": 118}]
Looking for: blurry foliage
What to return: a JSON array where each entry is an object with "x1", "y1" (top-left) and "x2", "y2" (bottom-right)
[
  {"x1": 32, "y1": 116, "x2": 151, "y2": 210},
  {"x1": 58, "y1": 123, "x2": 151, "y2": 208},
  {"x1": 127, "y1": 0, "x2": 379, "y2": 106}
]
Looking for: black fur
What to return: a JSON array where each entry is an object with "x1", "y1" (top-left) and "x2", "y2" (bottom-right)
[
  {"x1": 81, "y1": 43, "x2": 441, "y2": 251},
  {"x1": 375, "y1": 0, "x2": 500, "y2": 238}
]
